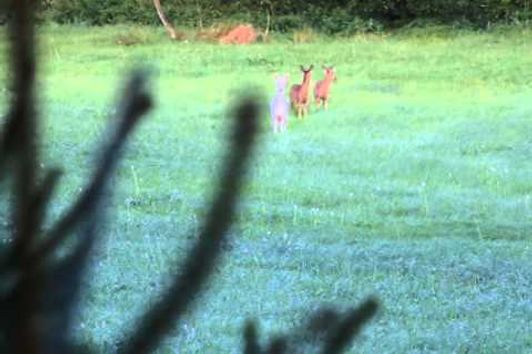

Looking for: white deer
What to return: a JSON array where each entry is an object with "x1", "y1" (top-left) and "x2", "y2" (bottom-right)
[{"x1": 270, "y1": 74, "x2": 290, "y2": 133}]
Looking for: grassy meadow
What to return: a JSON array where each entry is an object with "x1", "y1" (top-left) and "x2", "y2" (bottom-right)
[{"x1": 1, "y1": 24, "x2": 531, "y2": 352}]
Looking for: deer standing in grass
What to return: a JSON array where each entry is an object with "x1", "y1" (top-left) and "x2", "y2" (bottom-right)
[
  {"x1": 314, "y1": 65, "x2": 337, "y2": 110},
  {"x1": 270, "y1": 74, "x2": 290, "y2": 133},
  {"x1": 290, "y1": 65, "x2": 314, "y2": 119}
]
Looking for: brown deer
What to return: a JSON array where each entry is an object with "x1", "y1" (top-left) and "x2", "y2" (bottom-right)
[
  {"x1": 290, "y1": 65, "x2": 314, "y2": 119},
  {"x1": 314, "y1": 65, "x2": 337, "y2": 110}
]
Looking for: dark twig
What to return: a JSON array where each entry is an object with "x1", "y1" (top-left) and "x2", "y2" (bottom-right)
[
  {"x1": 239, "y1": 301, "x2": 379, "y2": 354},
  {"x1": 6, "y1": 0, "x2": 38, "y2": 253},
  {"x1": 243, "y1": 320, "x2": 262, "y2": 354},
  {"x1": 32, "y1": 169, "x2": 63, "y2": 222},
  {"x1": 26, "y1": 72, "x2": 152, "y2": 267},
  {"x1": 0, "y1": 1, "x2": 36, "y2": 183},
  {"x1": 265, "y1": 337, "x2": 288, "y2": 354},
  {"x1": 1, "y1": 207, "x2": 100, "y2": 354},
  {"x1": 4, "y1": 169, "x2": 62, "y2": 268},
  {"x1": 35, "y1": 81, "x2": 145, "y2": 348},
  {"x1": 2, "y1": 2, "x2": 43, "y2": 353},
  {"x1": 40, "y1": 207, "x2": 101, "y2": 354},
  {"x1": 321, "y1": 298, "x2": 379, "y2": 354},
  {"x1": 121, "y1": 97, "x2": 262, "y2": 354},
  {"x1": 0, "y1": 116, "x2": 18, "y2": 183}
]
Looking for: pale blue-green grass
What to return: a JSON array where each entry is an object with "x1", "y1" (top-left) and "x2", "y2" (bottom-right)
[{"x1": 0, "y1": 24, "x2": 531, "y2": 353}]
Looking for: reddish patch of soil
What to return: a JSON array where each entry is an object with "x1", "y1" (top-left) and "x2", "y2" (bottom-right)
[{"x1": 219, "y1": 24, "x2": 257, "y2": 45}]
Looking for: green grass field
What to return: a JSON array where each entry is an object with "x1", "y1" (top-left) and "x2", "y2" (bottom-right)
[{"x1": 1, "y1": 24, "x2": 531, "y2": 353}]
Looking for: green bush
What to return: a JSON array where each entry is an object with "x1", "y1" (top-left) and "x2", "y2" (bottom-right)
[
  {"x1": 348, "y1": 0, "x2": 532, "y2": 27},
  {"x1": 272, "y1": 15, "x2": 302, "y2": 32},
  {"x1": 40, "y1": 0, "x2": 532, "y2": 30},
  {"x1": 44, "y1": 0, "x2": 219, "y2": 26},
  {"x1": 302, "y1": 6, "x2": 384, "y2": 35}
]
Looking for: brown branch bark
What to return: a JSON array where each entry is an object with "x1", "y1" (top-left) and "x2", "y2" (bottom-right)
[
  {"x1": 153, "y1": 0, "x2": 180, "y2": 40},
  {"x1": 263, "y1": 1, "x2": 273, "y2": 40}
]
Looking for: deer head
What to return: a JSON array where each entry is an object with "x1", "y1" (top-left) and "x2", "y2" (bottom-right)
[
  {"x1": 299, "y1": 65, "x2": 314, "y2": 82},
  {"x1": 322, "y1": 65, "x2": 337, "y2": 82},
  {"x1": 300, "y1": 65, "x2": 314, "y2": 73},
  {"x1": 274, "y1": 73, "x2": 289, "y2": 93}
]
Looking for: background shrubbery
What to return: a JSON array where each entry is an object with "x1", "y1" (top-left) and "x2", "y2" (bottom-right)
[{"x1": 38, "y1": 0, "x2": 532, "y2": 32}]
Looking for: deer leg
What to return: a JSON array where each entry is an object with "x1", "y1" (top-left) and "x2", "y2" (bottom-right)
[{"x1": 315, "y1": 97, "x2": 321, "y2": 110}]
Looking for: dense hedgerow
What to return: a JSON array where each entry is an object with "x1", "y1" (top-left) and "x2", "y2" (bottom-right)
[{"x1": 37, "y1": 0, "x2": 532, "y2": 33}]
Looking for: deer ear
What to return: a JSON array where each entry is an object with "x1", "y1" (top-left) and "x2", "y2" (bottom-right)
[{"x1": 309, "y1": 64, "x2": 314, "y2": 70}]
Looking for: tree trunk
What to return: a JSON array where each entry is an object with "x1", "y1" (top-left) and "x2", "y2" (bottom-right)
[
  {"x1": 195, "y1": 0, "x2": 204, "y2": 30},
  {"x1": 260, "y1": 0, "x2": 273, "y2": 40},
  {"x1": 153, "y1": 0, "x2": 179, "y2": 40},
  {"x1": 264, "y1": 6, "x2": 271, "y2": 38}
]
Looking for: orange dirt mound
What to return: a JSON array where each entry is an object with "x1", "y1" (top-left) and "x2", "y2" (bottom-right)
[{"x1": 219, "y1": 24, "x2": 257, "y2": 45}]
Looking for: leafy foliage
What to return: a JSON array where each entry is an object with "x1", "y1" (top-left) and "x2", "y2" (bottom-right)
[{"x1": 39, "y1": 0, "x2": 532, "y2": 32}]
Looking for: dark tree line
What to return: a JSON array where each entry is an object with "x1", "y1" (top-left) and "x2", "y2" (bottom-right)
[{"x1": 37, "y1": 0, "x2": 532, "y2": 32}]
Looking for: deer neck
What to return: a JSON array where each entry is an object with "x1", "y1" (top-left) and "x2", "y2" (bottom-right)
[
  {"x1": 300, "y1": 75, "x2": 311, "y2": 95},
  {"x1": 325, "y1": 75, "x2": 335, "y2": 86}
]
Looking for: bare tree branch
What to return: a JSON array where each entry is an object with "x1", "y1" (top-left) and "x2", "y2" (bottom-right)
[
  {"x1": 26, "y1": 72, "x2": 152, "y2": 268},
  {"x1": 266, "y1": 337, "x2": 288, "y2": 354},
  {"x1": 243, "y1": 320, "x2": 262, "y2": 354},
  {"x1": 261, "y1": 0, "x2": 273, "y2": 40},
  {"x1": 6, "y1": 168, "x2": 62, "y2": 266},
  {"x1": 321, "y1": 298, "x2": 379, "y2": 354},
  {"x1": 121, "y1": 96, "x2": 262, "y2": 354},
  {"x1": 40, "y1": 205, "x2": 101, "y2": 353},
  {"x1": 1, "y1": 2, "x2": 42, "y2": 352},
  {"x1": 153, "y1": 0, "x2": 180, "y2": 40},
  {"x1": 6, "y1": 0, "x2": 39, "y2": 251}
]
